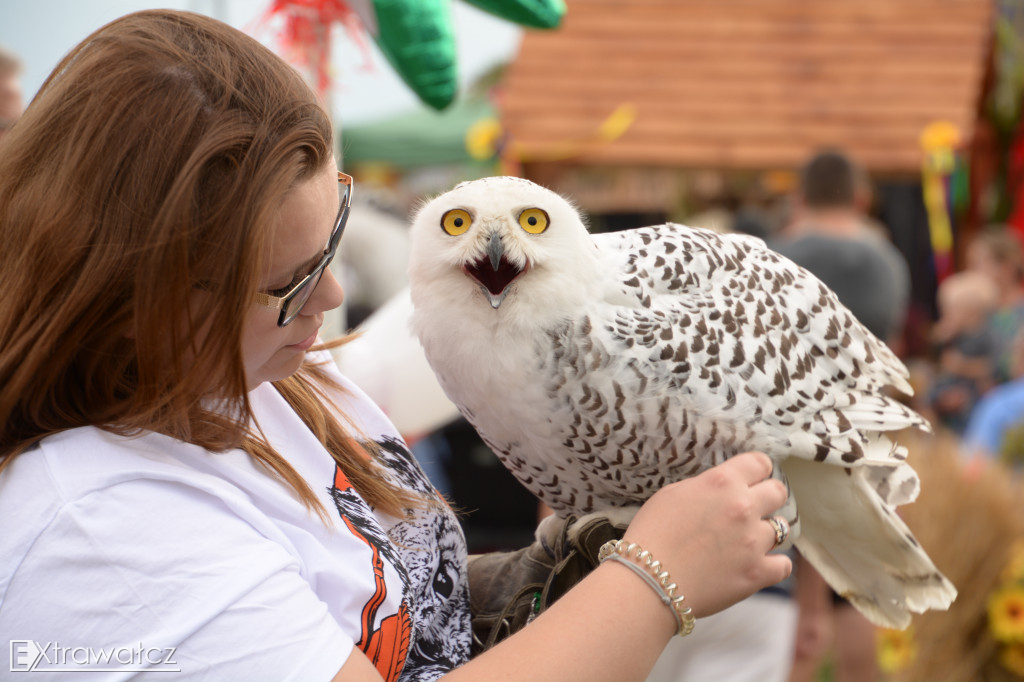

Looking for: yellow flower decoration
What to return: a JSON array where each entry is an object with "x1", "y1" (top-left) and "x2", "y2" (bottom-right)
[
  {"x1": 990, "y1": 586, "x2": 1024, "y2": 643},
  {"x1": 1001, "y1": 642, "x2": 1024, "y2": 677},
  {"x1": 920, "y1": 120, "x2": 961, "y2": 153},
  {"x1": 465, "y1": 117, "x2": 503, "y2": 161},
  {"x1": 877, "y1": 627, "x2": 916, "y2": 674}
]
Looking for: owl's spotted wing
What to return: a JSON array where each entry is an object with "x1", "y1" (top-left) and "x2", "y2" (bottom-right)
[
  {"x1": 527, "y1": 224, "x2": 915, "y2": 514},
  {"x1": 586, "y1": 224, "x2": 925, "y2": 468},
  {"x1": 557, "y1": 223, "x2": 951, "y2": 628}
]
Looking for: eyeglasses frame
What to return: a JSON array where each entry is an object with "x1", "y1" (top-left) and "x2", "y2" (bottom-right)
[{"x1": 254, "y1": 170, "x2": 353, "y2": 327}]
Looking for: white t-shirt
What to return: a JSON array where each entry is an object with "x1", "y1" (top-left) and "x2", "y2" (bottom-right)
[{"x1": 0, "y1": 351, "x2": 470, "y2": 681}]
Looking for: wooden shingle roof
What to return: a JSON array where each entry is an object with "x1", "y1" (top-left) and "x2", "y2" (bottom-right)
[{"x1": 499, "y1": 0, "x2": 994, "y2": 174}]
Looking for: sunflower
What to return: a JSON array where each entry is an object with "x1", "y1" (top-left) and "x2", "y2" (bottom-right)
[
  {"x1": 990, "y1": 586, "x2": 1024, "y2": 643},
  {"x1": 877, "y1": 627, "x2": 916, "y2": 674}
]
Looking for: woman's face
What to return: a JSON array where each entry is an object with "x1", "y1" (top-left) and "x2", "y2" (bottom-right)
[{"x1": 241, "y1": 161, "x2": 345, "y2": 388}]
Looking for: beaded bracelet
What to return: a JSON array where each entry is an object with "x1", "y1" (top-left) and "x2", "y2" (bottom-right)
[{"x1": 598, "y1": 539, "x2": 696, "y2": 637}]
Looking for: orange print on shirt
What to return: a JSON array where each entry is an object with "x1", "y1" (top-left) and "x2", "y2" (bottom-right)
[{"x1": 333, "y1": 467, "x2": 412, "y2": 682}]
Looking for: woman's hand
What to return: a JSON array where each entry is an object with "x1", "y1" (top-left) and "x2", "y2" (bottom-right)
[
  {"x1": 621, "y1": 451, "x2": 792, "y2": 618},
  {"x1": 423, "y1": 451, "x2": 793, "y2": 682}
]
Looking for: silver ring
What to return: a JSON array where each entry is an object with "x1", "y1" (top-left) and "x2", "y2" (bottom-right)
[{"x1": 767, "y1": 516, "x2": 790, "y2": 549}]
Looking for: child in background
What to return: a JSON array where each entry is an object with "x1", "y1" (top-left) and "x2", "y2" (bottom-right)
[
  {"x1": 927, "y1": 271, "x2": 1000, "y2": 434},
  {"x1": 963, "y1": 328, "x2": 1024, "y2": 466},
  {"x1": 966, "y1": 229, "x2": 1024, "y2": 384}
]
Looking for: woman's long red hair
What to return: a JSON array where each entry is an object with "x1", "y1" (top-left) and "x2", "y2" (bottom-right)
[{"x1": 0, "y1": 10, "x2": 417, "y2": 519}]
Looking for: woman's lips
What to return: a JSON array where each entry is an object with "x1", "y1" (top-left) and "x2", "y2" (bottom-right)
[{"x1": 288, "y1": 330, "x2": 318, "y2": 350}]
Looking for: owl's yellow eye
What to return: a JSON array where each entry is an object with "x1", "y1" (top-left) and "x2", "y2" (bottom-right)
[
  {"x1": 518, "y1": 208, "x2": 549, "y2": 234},
  {"x1": 441, "y1": 208, "x2": 472, "y2": 236}
]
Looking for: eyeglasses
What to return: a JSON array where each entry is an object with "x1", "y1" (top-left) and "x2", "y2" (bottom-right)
[{"x1": 254, "y1": 171, "x2": 352, "y2": 327}]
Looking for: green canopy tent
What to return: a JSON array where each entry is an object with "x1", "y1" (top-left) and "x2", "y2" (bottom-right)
[{"x1": 339, "y1": 97, "x2": 498, "y2": 169}]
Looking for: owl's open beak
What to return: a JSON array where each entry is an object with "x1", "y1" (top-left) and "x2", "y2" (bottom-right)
[{"x1": 464, "y1": 232, "x2": 527, "y2": 309}]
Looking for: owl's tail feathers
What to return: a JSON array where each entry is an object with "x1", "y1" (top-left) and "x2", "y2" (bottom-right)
[
  {"x1": 841, "y1": 394, "x2": 932, "y2": 436},
  {"x1": 783, "y1": 458, "x2": 956, "y2": 630}
]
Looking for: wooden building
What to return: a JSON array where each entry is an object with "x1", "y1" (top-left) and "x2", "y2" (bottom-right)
[{"x1": 498, "y1": 0, "x2": 995, "y2": 218}]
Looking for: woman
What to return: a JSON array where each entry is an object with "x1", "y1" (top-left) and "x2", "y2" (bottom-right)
[{"x1": 0, "y1": 10, "x2": 790, "y2": 681}]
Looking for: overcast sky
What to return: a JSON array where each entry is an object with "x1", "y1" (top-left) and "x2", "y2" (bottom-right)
[{"x1": 0, "y1": 0, "x2": 521, "y2": 125}]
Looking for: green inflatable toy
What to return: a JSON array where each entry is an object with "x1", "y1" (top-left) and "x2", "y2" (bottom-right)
[{"x1": 362, "y1": 0, "x2": 565, "y2": 110}]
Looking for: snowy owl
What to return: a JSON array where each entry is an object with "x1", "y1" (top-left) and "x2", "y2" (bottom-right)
[{"x1": 408, "y1": 176, "x2": 955, "y2": 628}]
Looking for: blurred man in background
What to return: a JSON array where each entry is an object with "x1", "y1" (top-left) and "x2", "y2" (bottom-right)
[{"x1": 773, "y1": 149, "x2": 910, "y2": 349}]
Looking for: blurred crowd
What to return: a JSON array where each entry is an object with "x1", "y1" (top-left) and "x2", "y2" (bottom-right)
[{"x1": 765, "y1": 151, "x2": 1024, "y2": 473}]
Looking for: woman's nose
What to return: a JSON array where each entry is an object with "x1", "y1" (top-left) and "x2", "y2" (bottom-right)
[{"x1": 303, "y1": 265, "x2": 344, "y2": 317}]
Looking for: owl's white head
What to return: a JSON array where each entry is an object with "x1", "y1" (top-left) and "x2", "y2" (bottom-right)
[{"x1": 408, "y1": 177, "x2": 601, "y2": 321}]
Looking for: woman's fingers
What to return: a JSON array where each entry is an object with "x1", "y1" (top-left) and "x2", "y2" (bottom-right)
[
  {"x1": 751, "y1": 475, "x2": 788, "y2": 516},
  {"x1": 763, "y1": 551, "x2": 794, "y2": 585},
  {"x1": 722, "y1": 451, "x2": 788, "y2": 516},
  {"x1": 719, "y1": 450, "x2": 774, "y2": 484},
  {"x1": 736, "y1": 452, "x2": 792, "y2": 554}
]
